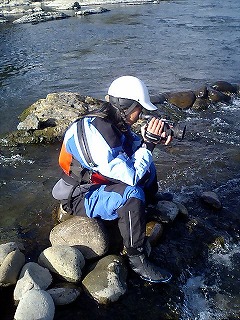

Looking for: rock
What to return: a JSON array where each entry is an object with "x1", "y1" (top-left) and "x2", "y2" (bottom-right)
[
  {"x1": 146, "y1": 221, "x2": 163, "y2": 246},
  {"x1": 0, "y1": 249, "x2": 25, "y2": 287},
  {"x1": 82, "y1": 255, "x2": 127, "y2": 304},
  {"x1": 0, "y1": 242, "x2": 23, "y2": 265},
  {"x1": 200, "y1": 191, "x2": 222, "y2": 210},
  {"x1": 38, "y1": 245, "x2": 85, "y2": 283},
  {"x1": 211, "y1": 81, "x2": 237, "y2": 94},
  {"x1": 208, "y1": 236, "x2": 225, "y2": 251},
  {"x1": 17, "y1": 114, "x2": 39, "y2": 130},
  {"x1": 155, "y1": 200, "x2": 180, "y2": 222},
  {"x1": 14, "y1": 262, "x2": 53, "y2": 302},
  {"x1": 14, "y1": 289, "x2": 55, "y2": 320},
  {"x1": 2, "y1": 92, "x2": 103, "y2": 145},
  {"x1": 195, "y1": 85, "x2": 208, "y2": 99},
  {"x1": 166, "y1": 91, "x2": 196, "y2": 109},
  {"x1": 192, "y1": 97, "x2": 210, "y2": 110},
  {"x1": 12, "y1": 11, "x2": 70, "y2": 24},
  {"x1": 47, "y1": 283, "x2": 81, "y2": 305},
  {"x1": 150, "y1": 93, "x2": 168, "y2": 105},
  {"x1": 75, "y1": 7, "x2": 110, "y2": 16},
  {"x1": 208, "y1": 88, "x2": 231, "y2": 104},
  {"x1": 49, "y1": 216, "x2": 109, "y2": 260},
  {"x1": 174, "y1": 201, "x2": 189, "y2": 217}
]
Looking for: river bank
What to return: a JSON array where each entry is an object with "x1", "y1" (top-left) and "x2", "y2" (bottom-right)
[{"x1": 0, "y1": 0, "x2": 162, "y2": 24}]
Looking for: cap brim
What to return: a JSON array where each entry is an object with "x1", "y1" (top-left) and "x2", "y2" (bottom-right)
[{"x1": 141, "y1": 101, "x2": 158, "y2": 111}]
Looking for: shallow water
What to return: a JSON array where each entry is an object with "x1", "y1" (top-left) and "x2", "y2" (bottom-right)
[{"x1": 0, "y1": 0, "x2": 240, "y2": 319}]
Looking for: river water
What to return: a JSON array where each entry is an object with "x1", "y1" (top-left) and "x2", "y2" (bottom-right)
[{"x1": 0, "y1": 0, "x2": 239, "y2": 319}]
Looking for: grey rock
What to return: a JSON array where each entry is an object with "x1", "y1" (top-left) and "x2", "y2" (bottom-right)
[
  {"x1": 47, "y1": 284, "x2": 81, "y2": 305},
  {"x1": 75, "y1": 7, "x2": 110, "y2": 16},
  {"x1": 200, "y1": 191, "x2": 222, "y2": 210},
  {"x1": 13, "y1": 11, "x2": 70, "y2": 24},
  {"x1": 212, "y1": 81, "x2": 238, "y2": 94},
  {"x1": 156, "y1": 200, "x2": 179, "y2": 222},
  {"x1": 208, "y1": 87, "x2": 231, "y2": 103},
  {"x1": 82, "y1": 255, "x2": 127, "y2": 304},
  {"x1": 0, "y1": 242, "x2": 22, "y2": 265},
  {"x1": 0, "y1": 249, "x2": 25, "y2": 287},
  {"x1": 38, "y1": 245, "x2": 85, "y2": 282},
  {"x1": 49, "y1": 216, "x2": 109, "y2": 260},
  {"x1": 174, "y1": 201, "x2": 189, "y2": 217},
  {"x1": 14, "y1": 262, "x2": 53, "y2": 302},
  {"x1": 17, "y1": 114, "x2": 39, "y2": 130},
  {"x1": 14, "y1": 289, "x2": 55, "y2": 320},
  {"x1": 3, "y1": 92, "x2": 103, "y2": 145}
]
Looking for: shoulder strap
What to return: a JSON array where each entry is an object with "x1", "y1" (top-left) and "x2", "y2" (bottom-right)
[{"x1": 77, "y1": 118, "x2": 97, "y2": 168}]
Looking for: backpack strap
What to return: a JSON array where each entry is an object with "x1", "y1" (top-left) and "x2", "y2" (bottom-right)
[{"x1": 77, "y1": 118, "x2": 97, "y2": 168}]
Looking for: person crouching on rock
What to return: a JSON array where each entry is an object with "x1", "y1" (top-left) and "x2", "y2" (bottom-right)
[{"x1": 52, "y1": 75, "x2": 173, "y2": 283}]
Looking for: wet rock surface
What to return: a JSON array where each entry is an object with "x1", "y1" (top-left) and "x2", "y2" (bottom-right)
[
  {"x1": 0, "y1": 187, "x2": 239, "y2": 319},
  {"x1": 12, "y1": 11, "x2": 70, "y2": 24},
  {"x1": 82, "y1": 255, "x2": 128, "y2": 304},
  {"x1": 49, "y1": 216, "x2": 109, "y2": 260},
  {"x1": 1, "y1": 80, "x2": 239, "y2": 147}
]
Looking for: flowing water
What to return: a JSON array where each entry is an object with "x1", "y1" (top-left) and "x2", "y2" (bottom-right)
[{"x1": 0, "y1": 0, "x2": 239, "y2": 319}]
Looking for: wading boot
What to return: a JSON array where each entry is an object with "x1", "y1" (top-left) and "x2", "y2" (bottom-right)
[{"x1": 127, "y1": 249, "x2": 172, "y2": 283}]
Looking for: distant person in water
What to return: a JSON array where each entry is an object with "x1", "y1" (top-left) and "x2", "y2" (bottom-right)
[{"x1": 52, "y1": 76, "x2": 173, "y2": 283}]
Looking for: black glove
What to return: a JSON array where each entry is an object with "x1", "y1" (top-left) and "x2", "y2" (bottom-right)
[{"x1": 144, "y1": 131, "x2": 162, "y2": 144}]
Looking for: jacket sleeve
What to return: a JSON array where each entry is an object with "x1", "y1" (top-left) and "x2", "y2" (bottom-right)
[{"x1": 64, "y1": 117, "x2": 154, "y2": 186}]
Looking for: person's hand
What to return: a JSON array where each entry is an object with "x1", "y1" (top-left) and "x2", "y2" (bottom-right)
[{"x1": 141, "y1": 117, "x2": 173, "y2": 146}]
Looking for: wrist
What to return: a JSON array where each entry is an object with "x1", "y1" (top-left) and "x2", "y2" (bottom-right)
[{"x1": 142, "y1": 141, "x2": 155, "y2": 152}]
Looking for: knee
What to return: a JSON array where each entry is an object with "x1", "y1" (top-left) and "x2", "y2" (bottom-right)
[{"x1": 123, "y1": 185, "x2": 145, "y2": 203}]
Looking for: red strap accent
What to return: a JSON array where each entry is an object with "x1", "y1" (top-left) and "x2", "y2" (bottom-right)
[
  {"x1": 59, "y1": 143, "x2": 72, "y2": 175},
  {"x1": 91, "y1": 172, "x2": 111, "y2": 185}
]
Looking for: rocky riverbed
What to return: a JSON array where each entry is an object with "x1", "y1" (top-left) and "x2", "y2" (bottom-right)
[
  {"x1": 0, "y1": 80, "x2": 239, "y2": 146},
  {"x1": 0, "y1": 190, "x2": 226, "y2": 319},
  {"x1": 0, "y1": 79, "x2": 239, "y2": 319}
]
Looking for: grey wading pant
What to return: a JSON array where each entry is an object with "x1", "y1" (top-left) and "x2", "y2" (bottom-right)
[{"x1": 61, "y1": 181, "x2": 157, "y2": 250}]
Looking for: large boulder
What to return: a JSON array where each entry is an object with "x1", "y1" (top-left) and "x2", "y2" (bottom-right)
[
  {"x1": 2, "y1": 92, "x2": 103, "y2": 145},
  {"x1": 38, "y1": 245, "x2": 85, "y2": 282},
  {"x1": 12, "y1": 11, "x2": 70, "y2": 24},
  {"x1": 212, "y1": 81, "x2": 238, "y2": 94},
  {"x1": 49, "y1": 216, "x2": 109, "y2": 260},
  {"x1": 0, "y1": 249, "x2": 25, "y2": 287},
  {"x1": 200, "y1": 191, "x2": 222, "y2": 210},
  {"x1": 149, "y1": 200, "x2": 180, "y2": 223},
  {"x1": 207, "y1": 88, "x2": 231, "y2": 104},
  {"x1": 14, "y1": 262, "x2": 53, "y2": 302},
  {"x1": 82, "y1": 255, "x2": 127, "y2": 304},
  {"x1": 0, "y1": 242, "x2": 23, "y2": 265},
  {"x1": 14, "y1": 289, "x2": 55, "y2": 320},
  {"x1": 165, "y1": 91, "x2": 196, "y2": 109}
]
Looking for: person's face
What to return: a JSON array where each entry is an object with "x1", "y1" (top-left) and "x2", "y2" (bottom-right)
[{"x1": 125, "y1": 105, "x2": 143, "y2": 125}]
